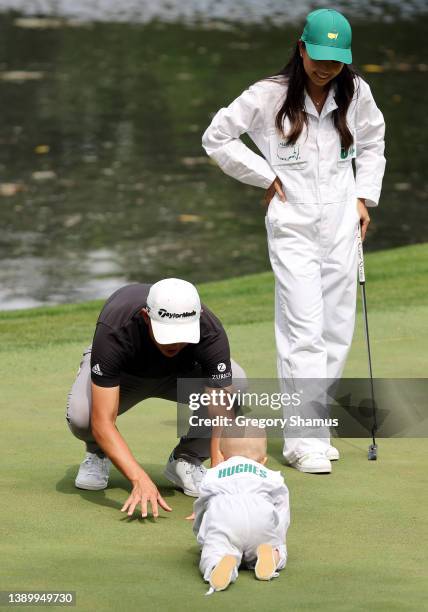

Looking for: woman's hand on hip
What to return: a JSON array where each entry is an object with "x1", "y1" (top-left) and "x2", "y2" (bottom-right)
[
  {"x1": 264, "y1": 177, "x2": 286, "y2": 208},
  {"x1": 357, "y1": 198, "x2": 370, "y2": 241}
]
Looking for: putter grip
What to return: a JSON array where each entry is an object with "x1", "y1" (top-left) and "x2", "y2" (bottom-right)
[{"x1": 357, "y1": 227, "x2": 366, "y2": 284}]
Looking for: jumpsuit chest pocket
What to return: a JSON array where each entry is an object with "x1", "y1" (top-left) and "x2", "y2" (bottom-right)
[{"x1": 269, "y1": 135, "x2": 307, "y2": 170}]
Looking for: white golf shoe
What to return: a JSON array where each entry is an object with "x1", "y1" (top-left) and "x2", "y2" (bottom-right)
[
  {"x1": 164, "y1": 455, "x2": 207, "y2": 497},
  {"x1": 75, "y1": 452, "x2": 111, "y2": 490},
  {"x1": 289, "y1": 452, "x2": 332, "y2": 474},
  {"x1": 325, "y1": 446, "x2": 340, "y2": 461}
]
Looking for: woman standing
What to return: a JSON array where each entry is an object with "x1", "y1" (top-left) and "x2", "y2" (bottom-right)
[{"x1": 202, "y1": 9, "x2": 386, "y2": 473}]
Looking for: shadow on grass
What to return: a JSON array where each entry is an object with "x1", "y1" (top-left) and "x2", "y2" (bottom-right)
[
  {"x1": 268, "y1": 436, "x2": 369, "y2": 468},
  {"x1": 56, "y1": 463, "x2": 177, "y2": 520},
  {"x1": 268, "y1": 437, "x2": 285, "y2": 466}
]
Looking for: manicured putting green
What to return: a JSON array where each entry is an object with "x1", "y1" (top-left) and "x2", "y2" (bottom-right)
[{"x1": 1, "y1": 243, "x2": 427, "y2": 611}]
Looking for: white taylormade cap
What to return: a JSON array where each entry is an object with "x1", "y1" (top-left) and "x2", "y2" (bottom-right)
[{"x1": 146, "y1": 278, "x2": 201, "y2": 345}]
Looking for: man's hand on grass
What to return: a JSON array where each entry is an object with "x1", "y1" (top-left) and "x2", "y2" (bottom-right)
[{"x1": 121, "y1": 472, "x2": 172, "y2": 518}]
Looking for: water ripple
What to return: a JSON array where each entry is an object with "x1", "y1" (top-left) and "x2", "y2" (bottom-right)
[{"x1": 2, "y1": 0, "x2": 428, "y2": 25}]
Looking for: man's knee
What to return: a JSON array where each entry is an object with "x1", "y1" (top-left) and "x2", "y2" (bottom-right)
[
  {"x1": 66, "y1": 346, "x2": 93, "y2": 437},
  {"x1": 66, "y1": 391, "x2": 91, "y2": 436}
]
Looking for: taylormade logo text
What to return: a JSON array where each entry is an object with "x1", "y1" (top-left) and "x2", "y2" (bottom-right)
[{"x1": 158, "y1": 308, "x2": 196, "y2": 319}]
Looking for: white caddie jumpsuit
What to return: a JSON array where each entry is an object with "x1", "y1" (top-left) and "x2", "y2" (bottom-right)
[
  {"x1": 202, "y1": 76, "x2": 386, "y2": 461},
  {"x1": 193, "y1": 455, "x2": 290, "y2": 581}
]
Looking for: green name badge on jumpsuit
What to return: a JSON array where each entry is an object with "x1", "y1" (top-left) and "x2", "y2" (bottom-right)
[
  {"x1": 339, "y1": 137, "x2": 356, "y2": 161},
  {"x1": 340, "y1": 145, "x2": 355, "y2": 160}
]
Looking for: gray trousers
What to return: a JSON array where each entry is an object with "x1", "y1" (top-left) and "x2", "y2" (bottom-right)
[{"x1": 66, "y1": 346, "x2": 247, "y2": 464}]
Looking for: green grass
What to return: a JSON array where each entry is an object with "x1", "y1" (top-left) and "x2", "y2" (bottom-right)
[{"x1": 1, "y1": 243, "x2": 427, "y2": 611}]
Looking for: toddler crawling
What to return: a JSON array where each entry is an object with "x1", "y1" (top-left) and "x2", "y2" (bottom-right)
[{"x1": 193, "y1": 424, "x2": 290, "y2": 593}]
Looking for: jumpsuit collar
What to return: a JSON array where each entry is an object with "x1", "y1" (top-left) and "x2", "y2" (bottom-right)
[{"x1": 304, "y1": 83, "x2": 338, "y2": 119}]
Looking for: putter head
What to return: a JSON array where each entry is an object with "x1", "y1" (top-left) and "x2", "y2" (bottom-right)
[{"x1": 368, "y1": 444, "x2": 378, "y2": 461}]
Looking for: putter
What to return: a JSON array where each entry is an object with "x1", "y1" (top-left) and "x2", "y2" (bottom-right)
[{"x1": 357, "y1": 227, "x2": 378, "y2": 460}]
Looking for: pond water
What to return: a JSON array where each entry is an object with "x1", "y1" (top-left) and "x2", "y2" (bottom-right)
[{"x1": 0, "y1": 1, "x2": 427, "y2": 308}]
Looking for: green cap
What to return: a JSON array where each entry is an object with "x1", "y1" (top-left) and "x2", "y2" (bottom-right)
[{"x1": 301, "y1": 9, "x2": 352, "y2": 64}]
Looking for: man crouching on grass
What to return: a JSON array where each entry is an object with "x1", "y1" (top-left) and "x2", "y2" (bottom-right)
[{"x1": 66, "y1": 278, "x2": 246, "y2": 518}]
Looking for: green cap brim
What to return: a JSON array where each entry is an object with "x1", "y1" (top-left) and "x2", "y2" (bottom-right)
[{"x1": 305, "y1": 42, "x2": 352, "y2": 64}]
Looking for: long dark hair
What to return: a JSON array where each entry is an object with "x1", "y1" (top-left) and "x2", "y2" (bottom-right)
[{"x1": 272, "y1": 43, "x2": 359, "y2": 149}]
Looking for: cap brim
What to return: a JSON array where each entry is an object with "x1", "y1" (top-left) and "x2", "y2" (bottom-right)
[
  {"x1": 305, "y1": 42, "x2": 352, "y2": 65},
  {"x1": 150, "y1": 318, "x2": 200, "y2": 345}
]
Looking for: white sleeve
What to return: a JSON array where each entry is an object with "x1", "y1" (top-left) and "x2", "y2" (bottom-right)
[
  {"x1": 355, "y1": 80, "x2": 386, "y2": 207},
  {"x1": 271, "y1": 480, "x2": 291, "y2": 538},
  {"x1": 202, "y1": 83, "x2": 276, "y2": 189},
  {"x1": 192, "y1": 476, "x2": 215, "y2": 536},
  {"x1": 192, "y1": 494, "x2": 209, "y2": 536}
]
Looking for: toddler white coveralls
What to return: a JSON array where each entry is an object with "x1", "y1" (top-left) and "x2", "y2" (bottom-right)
[
  {"x1": 202, "y1": 77, "x2": 386, "y2": 461},
  {"x1": 193, "y1": 456, "x2": 290, "y2": 581}
]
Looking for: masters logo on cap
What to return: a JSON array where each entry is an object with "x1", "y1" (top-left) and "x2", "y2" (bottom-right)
[
  {"x1": 146, "y1": 278, "x2": 201, "y2": 345},
  {"x1": 301, "y1": 8, "x2": 352, "y2": 65}
]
